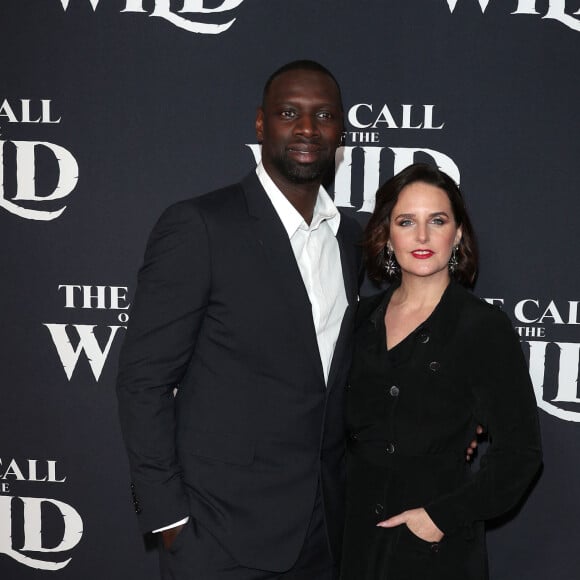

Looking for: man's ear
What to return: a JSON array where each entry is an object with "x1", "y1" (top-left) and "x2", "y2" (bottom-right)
[{"x1": 256, "y1": 107, "x2": 264, "y2": 143}]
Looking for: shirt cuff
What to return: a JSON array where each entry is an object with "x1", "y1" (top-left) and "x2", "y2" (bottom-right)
[{"x1": 152, "y1": 516, "x2": 189, "y2": 533}]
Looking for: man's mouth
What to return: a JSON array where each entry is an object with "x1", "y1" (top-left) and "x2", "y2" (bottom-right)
[{"x1": 287, "y1": 145, "x2": 322, "y2": 162}]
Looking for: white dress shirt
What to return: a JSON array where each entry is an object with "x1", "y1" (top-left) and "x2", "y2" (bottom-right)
[{"x1": 256, "y1": 162, "x2": 348, "y2": 384}]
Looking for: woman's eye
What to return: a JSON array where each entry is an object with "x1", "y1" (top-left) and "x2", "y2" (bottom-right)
[
  {"x1": 431, "y1": 217, "x2": 446, "y2": 225},
  {"x1": 398, "y1": 219, "x2": 413, "y2": 227}
]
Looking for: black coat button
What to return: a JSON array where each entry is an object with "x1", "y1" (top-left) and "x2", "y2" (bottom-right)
[
  {"x1": 389, "y1": 385, "x2": 400, "y2": 397},
  {"x1": 345, "y1": 383, "x2": 351, "y2": 391},
  {"x1": 349, "y1": 432, "x2": 359, "y2": 442},
  {"x1": 429, "y1": 361, "x2": 440, "y2": 372},
  {"x1": 418, "y1": 331, "x2": 430, "y2": 344},
  {"x1": 374, "y1": 503, "x2": 384, "y2": 515},
  {"x1": 430, "y1": 543, "x2": 439, "y2": 553},
  {"x1": 386, "y1": 442, "x2": 395, "y2": 454}
]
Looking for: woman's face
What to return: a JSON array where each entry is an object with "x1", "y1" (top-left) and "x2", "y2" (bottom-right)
[{"x1": 388, "y1": 181, "x2": 462, "y2": 283}]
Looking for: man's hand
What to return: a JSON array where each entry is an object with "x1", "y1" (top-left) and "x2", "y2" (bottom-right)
[
  {"x1": 161, "y1": 523, "x2": 186, "y2": 550},
  {"x1": 377, "y1": 508, "x2": 444, "y2": 543},
  {"x1": 466, "y1": 424, "x2": 484, "y2": 461}
]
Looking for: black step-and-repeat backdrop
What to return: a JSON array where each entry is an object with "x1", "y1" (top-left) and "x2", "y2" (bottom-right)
[{"x1": 2, "y1": 1, "x2": 579, "y2": 578}]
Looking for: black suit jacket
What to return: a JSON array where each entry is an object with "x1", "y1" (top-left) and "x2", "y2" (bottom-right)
[{"x1": 117, "y1": 172, "x2": 361, "y2": 571}]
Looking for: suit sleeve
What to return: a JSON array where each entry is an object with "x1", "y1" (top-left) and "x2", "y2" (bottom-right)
[
  {"x1": 116, "y1": 200, "x2": 211, "y2": 533},
  {"x1": 425, "y1": 309, "x2": 542, "y2": 536}
]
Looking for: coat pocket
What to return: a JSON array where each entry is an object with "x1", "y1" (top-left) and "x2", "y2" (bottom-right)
[
  {"x1": 182, "y1": 430, "x2": 255, "y2": 466},
  {"x1": 397, "y1": 523, "x2": 440, "y2": 556}
]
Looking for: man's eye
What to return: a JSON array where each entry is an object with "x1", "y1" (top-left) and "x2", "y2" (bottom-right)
[
  {"x1": 281, "y1": 110, "x2": 296, "y2": 119},
  {"x1": 317, "y1": 111, "x2": 332, "y2": 119}
]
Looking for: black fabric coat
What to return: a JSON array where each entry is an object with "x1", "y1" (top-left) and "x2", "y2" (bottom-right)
[
  {"x1": 341, "y1": 281, "x2": 542, "y2": 580},
  {"x1": 116, "y1": 172, "x2": 361, "y2": 572}
]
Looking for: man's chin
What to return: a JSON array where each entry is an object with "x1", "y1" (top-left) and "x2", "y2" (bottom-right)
[
  {"x1": 286, "y1": 169, "x2": 324, "y2": 184},
  {"x1": 278, "y1": 160, "x2": 329, "y2": 184}
]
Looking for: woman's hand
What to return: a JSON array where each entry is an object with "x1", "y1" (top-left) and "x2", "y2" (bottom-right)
[
  {"x1": 466, "y1": 424, "x2": 485, "y2": 461},
  {"x1": 377, "y1": 507, "x2": 444, "y2": 543}
]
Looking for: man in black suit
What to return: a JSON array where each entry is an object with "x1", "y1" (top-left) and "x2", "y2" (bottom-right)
[{"x1": 116, "y1": 60, "x2": 361, "y2": 579}]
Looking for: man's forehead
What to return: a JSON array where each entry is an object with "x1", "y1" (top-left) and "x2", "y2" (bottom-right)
[
  {"x1": 269, "y1": 68, "x2": 337, "y2": 88},
  {"x1": 266, "y1": 69, "x2": 342, "y2": 104}
]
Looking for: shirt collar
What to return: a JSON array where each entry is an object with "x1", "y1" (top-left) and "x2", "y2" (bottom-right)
[{"x1": 256, "y1": 162, "x2": 341, "y2": 239}]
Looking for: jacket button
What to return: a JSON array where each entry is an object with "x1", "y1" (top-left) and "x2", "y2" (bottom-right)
[
  {"x1": 429, "y1": 361, "x2": 440, "y2": 372},
  {"x1": 386, "y1": 442, "x2": 395, "y2": 454},
  {"x1": 430, "y1": 543, "x2": 439, "y2": 553},
  {"x1": 345, "y1": 383, "x2": 351, "y2": 391},
  {"x1": 374, "y1": 503, "x2": 384, "y2": 515},
  {"x1": 389, "y1": 385, "x2": 399, "y2": 397},
  {"x1": 349, "y1": 432, "x2": 359, "y2": 442},
  {"x1": 418, "y1": 331, "x2": 430, "y2": 344}
]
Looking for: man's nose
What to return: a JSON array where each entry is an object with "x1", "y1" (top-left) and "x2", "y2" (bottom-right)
[{"x1": 295, "y1": 114, "x2": 319, "y2": 136}]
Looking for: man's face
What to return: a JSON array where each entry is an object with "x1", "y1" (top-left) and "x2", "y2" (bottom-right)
[{"x1": 256, "y1": 69, "x2": 343, "y2": 187}]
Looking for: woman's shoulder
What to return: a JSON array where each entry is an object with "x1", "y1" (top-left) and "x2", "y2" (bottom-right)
[
  {"x1": 355, "y1": 290, "x2": 389, "y2": 326},
  {"x1": 450, "y1": 283, "x2": 514, "y2": 336}
]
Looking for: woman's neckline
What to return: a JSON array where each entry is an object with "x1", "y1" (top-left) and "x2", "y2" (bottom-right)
[{"x1": 383, "y1": 280, "x2": 452, "y2": 352}]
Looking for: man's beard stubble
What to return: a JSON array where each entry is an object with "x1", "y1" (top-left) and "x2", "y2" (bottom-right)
[{"x1": 270, "y1": 151, "x2": 333, "y2": 185}]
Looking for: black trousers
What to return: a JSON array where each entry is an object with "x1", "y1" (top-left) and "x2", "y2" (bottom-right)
[{"x1": 159, "y1": 485, "x2": 337, "y2": 580}]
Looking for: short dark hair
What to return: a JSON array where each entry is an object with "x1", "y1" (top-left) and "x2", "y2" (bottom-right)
[
  {"x1": 364, "y1": 163, "x2": 478, "y2": 287},
  {"x1": 261, "y1": 60, "x2": 343, "y2": 110}
]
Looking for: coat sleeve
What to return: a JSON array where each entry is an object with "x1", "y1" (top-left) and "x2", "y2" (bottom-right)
[
  {"x1": 425, "y1": 308, "x2": 542, "y2": 536},
  {"x1": 116, "y1": 200, "x2": 211, "y2": 533}
]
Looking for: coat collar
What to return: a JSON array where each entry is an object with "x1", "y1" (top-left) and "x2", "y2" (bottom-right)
[{"x1": 363, "y1": 280, "x2": 468, "y2": 364}]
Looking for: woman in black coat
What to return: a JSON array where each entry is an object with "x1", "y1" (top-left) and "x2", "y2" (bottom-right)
[{"x1": 341, "y1": 163, "x2": 542, "y2": 580}]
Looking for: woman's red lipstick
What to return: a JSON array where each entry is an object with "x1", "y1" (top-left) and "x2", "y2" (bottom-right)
[{"x1": 411, "y1": 250, "x2": 434, "y2": 259}]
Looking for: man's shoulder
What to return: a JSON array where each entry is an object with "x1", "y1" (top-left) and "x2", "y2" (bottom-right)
[
  {"x1": 184, "y1": 180, "x2": 246, "y2": 212},
  {"x1": 161, "y1": 174, "x2": 256, "y2": 223}
]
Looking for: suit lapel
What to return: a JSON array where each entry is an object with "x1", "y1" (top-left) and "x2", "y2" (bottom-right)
[
  {"x1": 241, "y1": 173, "x2": 325, "y2": 384},
  {"x1": 336, "y1": 220, "x2": 358, "y2": 307},
  {"x1": 326, "y1": 215, "x2": 360, "y2": 391}
]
